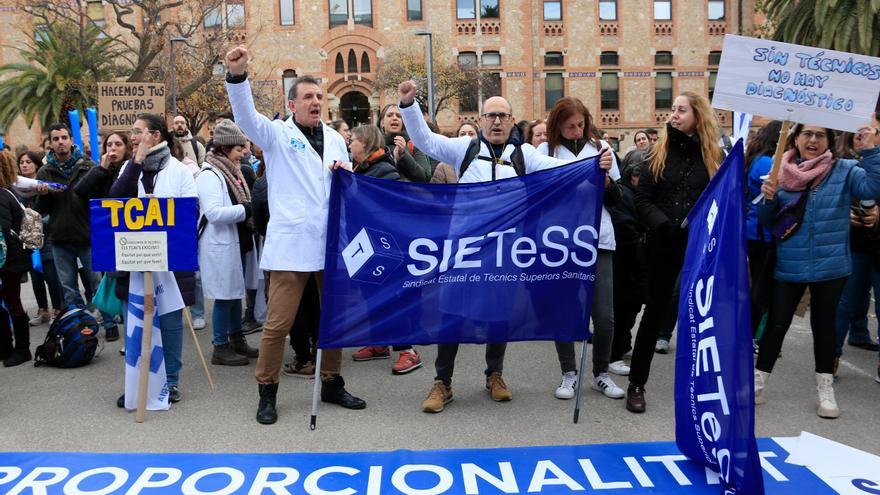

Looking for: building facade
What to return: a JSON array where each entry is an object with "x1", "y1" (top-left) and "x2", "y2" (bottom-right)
[{"x1": 0, "y1": 0, "x2": 759, "y2": 148}]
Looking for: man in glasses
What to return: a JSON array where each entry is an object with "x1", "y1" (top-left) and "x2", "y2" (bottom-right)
[{"x1": 396, "y1": 80, "x2": 612, "y2": 413}]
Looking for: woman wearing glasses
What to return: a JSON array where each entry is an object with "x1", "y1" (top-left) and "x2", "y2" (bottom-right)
[{"x1": 756, "y1": 123, "x2": 880, "y2": 418}]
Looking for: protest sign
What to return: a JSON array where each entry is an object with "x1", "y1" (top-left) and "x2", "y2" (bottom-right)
[
  {"x1": 97, "y1": 83, "x2": 166, "y2": 131},
  {"x1": 90, "y1": 197, "x2": 198, "y2": 272},
  {"x1": 712, "y1": 34, "x2": 880, "y2": 132}
]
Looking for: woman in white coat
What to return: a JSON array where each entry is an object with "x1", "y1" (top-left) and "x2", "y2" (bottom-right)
[
  {"x1": 537, "y1": 96, "x2": 625, "y2": 401},
  {"x1": 196, "y1": 120, "x2": 259, "y2": 366}
]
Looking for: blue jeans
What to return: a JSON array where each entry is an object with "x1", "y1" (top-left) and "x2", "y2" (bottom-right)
[
  {"x1": 191, "y1": 272, "x2": 205, "y2": 320},
  {"x1": 835, "y1": 252, "x2": 880, "y2": 356},
  {"x1": 51, "y1": 243, "x2": 116, "y2": 329},
  {"x1": 159, "y1": 309, "x2": 184, "y2": 387},
  {"x1": 212, "y1": 299, "x2": 242, "y2": 345}
]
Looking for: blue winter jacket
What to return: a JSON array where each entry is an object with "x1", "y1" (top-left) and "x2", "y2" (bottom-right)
[
  {"x1": 758, "y1": 145, "x2": 880, "y2": 282},
  {"x1": 746, "y1": 155, "x2": 772, "y2": 242}
]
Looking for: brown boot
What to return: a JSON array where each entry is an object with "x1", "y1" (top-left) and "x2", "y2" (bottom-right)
[
  {"x1": 486, "y1": 372, "x2": 512, "y2": 402},
  {"x1": 422, "y1": 380, "x2": 453, "y2": 413},
  {"x1": 626, "y1": 383, "x2": 646, "y2": 413}
]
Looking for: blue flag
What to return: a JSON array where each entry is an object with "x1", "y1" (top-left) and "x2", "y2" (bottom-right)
[
  {"x1": 674, "y1": 141, "x2": 764, "y2": 494},
  {"x1": 319, "y1": 157, "x2": 605, "y2": 348}
]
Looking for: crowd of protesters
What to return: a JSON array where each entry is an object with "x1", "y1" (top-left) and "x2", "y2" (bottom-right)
[{"x1": 0, "y1": 44, "x2": 878, "y2": 426}]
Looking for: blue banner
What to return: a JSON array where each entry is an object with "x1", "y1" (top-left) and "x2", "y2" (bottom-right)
[
  {"x1": 90, "y1": 197, "x2": 199, "y2": 272},
  {"x1": 0, "y1": 438, "x2": 846, "y2": 494},
  {"x1": 674, "y1": 141, "x2": 763, "y2": 494},
  {"x1": 319, "y1": 158, "x2": 605, "y2": 348}
]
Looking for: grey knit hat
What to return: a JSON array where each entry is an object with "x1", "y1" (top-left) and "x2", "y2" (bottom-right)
[{"x1": 212, "y1": 119, "x2": 247, "y2": 146}]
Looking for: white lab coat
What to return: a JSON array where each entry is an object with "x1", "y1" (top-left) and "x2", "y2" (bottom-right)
[
  {"x1": 226, "y1": 80, "x2": 349, "y2": 272},
  {"x1": 196, "y1": 164, "x2": 247, "y2": 300},
  {"x1": 537, "y1": 141, "x2": 620, "y2": 250}
]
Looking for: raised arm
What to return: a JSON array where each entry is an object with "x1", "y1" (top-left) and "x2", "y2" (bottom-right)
[
  {"x1": 398, "y1": 80, "x2": 467, "y2": 167},
  {"x1": 224, "y1": 47, "x2": 276, "y2": 152}
]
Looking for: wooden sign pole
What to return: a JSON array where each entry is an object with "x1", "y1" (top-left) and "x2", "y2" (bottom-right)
[
  {"x1": 765, "y1": 120, "x2": 792, "y2": 200},
  {"x1": 184, "y1": 307, "x2": 215, "y2": 391},
  {"x1": 135, "y1": 272, "x2": 156, "y2": 423}
]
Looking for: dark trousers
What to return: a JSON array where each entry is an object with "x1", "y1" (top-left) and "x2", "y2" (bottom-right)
[
  {"x1": 434, "y1": 342, "x2": 507, "y2": 387},
  {"x1": 748, "y1": 239, "x2": 775, "y2": 336},
  {"x1": 30, "y1": 259, "x2": 63, "y2": 312},
  {"x1": 0, "y1": 272, "x2": 29, "y2": 354},
  {"x1": 611, "y1": 243, "x2": 645, "y2": 362},
  {"x1": 756, "y1": 277, "x2": 847, "y2": 374},
  {"x1": 288, "y1": 273, "x2": 320, "y2": 364},
  {"x1": 629, "y1": 233, "x2": 686, "y2": 386}
]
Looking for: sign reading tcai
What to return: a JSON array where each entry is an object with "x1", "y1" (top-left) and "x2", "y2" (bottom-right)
[{"x1": 90, "y1": 197, "x2": 198, "y2": 272}]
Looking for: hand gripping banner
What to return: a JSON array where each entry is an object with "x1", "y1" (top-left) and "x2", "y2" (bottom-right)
[
  {"x1": 319, "y1": 157, "x2": 605, "y2": 348},
  {"x1": 674, "y1": 141, "x2": 764, "y2": 495}
]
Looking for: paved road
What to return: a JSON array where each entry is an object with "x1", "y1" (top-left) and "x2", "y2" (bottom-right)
[{"x1": 2, "y1": 287, "x2": 878, "y2": 455}]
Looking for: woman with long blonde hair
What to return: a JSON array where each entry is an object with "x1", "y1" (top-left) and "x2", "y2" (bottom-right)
[{"x1": 625, "y1": 91, "x2": 722, "y2": 413}]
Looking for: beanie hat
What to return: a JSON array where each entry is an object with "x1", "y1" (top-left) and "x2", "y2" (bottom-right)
[{"x1": 212, "y1": 119, "x2": 247, "y2": 146}]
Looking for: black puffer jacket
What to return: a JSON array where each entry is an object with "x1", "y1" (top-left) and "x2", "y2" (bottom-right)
[
  {"x1": 0, "y1": 188, "x2": 32, "y2": 274},
  {"x1": 73, "y1": 163, "x2": 124, "y2": 199},
  {"x1": 636, "y1": 124, "x2": 711, "y2": 232},
  {"x1": 354, "y1": 148, "x2": 400, "y2": 181}
]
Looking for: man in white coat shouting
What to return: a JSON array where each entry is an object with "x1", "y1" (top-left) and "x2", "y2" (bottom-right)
[{"x1": 225, "y1": 46, "x2": 366, "y2": 425}]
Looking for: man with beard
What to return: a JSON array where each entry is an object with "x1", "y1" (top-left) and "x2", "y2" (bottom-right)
[{"x1": 172, "y1": 115, "x2": 206, "y2": 165}]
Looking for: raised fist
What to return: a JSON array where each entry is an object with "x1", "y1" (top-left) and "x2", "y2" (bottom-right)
[
  {"x1": 398, "y1": 80, "x2": 418, "y2": 106},
  {"x1": 225, "y1": 46, "x2": 249, "y2": 76}
]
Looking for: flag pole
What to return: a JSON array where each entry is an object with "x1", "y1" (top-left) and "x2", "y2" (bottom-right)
[
  {"x1": 310, "y1": 348, "x2": 323, "y2": 430},
  {"x1": 573, "y1": 338, "x2": 590, "y2": 423},
  {"x1": 135, "y1": 271, "x2": 155, "y2": 423},
  {"x1": 183, "y1": 307, "x2": 214, "y2": 391}
]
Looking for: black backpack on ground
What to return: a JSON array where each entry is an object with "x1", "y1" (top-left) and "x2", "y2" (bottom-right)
[{"x1": 34, "y1": 305, "x2": 100, "y2": 368}]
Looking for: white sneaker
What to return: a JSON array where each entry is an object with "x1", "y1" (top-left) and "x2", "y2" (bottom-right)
[
  {"x1": 816, "y1": 373, "x2": 840, "y2": 419},
  {"x1": 754, "y1": 369, "x2": 769, "y2": 405},
  {"x1": 609, "y1": 360, "x2": 630, "y2": 376},
  {"x1": 654, "y1": 339, "x2": 670, "y2": 354},
  {"x1": 192, "y1": 317, "x2": 206, "y2": 330},
  {"x1": 555, "y1": 371, "x2": 577, "y2": 400},
  {"x1": 591, "y1": 373, "x2": 625, "y2": 399}
]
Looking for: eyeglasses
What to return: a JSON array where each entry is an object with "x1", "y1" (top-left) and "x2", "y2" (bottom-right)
[
  {"x1": 799, "y1": 130, "x2": 827, "y2": 141},
  {"x1": 481, "y1": 112, "x2": 512, "y2": 122}
]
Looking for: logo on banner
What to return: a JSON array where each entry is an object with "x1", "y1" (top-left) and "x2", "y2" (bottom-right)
[
  {"x1": 707, "y1": 200, "x2": 718, "y2": 235},
  {"x1": 341, "y1": 227, "x2": 404, "y2": 284}
]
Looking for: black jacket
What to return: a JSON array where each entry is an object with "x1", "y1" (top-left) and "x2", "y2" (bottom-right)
[
  {"x1": 252, "y1": 176, "x2": 269, "y2": 238},
  {"x1": 355, "y1": 149, "x2": 401, "y2": 181},
  {"x1": 636, "y1": 124, "x2": 711, "y2": 233},
  {"x1": 73, "y1": 164, "x2": 123, "y2": 200},
  {"x1": 0, "y1": 189, "x2": 32, "y2": 274},
  {"x1": 36, "y1": 157, "x2": 96, "y2": 245},
  {"x1": 609, "y1": 180, "x2": 644, "y2": 247}
]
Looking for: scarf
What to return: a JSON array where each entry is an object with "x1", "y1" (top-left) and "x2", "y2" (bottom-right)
[
  {"x1": 46, "y1": 145, "x2": 85, "y2": 178},
  {"x1": 205, "y1": 150, "x2": 251, "y2": 204},
  {"x1": 778, "y1": 149, "x2": 834, "y2": 192},
  {"x1": 141, "y1": 141, "x2": 172, "y2": 172}
]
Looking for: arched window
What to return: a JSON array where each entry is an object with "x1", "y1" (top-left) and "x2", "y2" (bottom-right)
[
  {"x1": 348, "y1": 49, "x2": 358, "y2": 73},
  {"x1": 282, "y1": 69, "x2": 298, "y2": 104},
  {"x1": 361, "y1": 52, "x2": 371, "y2": 73},
  {"x1": 335, "y1": 53, "x2": 344, "y2": 73}
]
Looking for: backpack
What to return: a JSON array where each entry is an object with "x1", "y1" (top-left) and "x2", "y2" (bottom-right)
[
  {"x1": 34, "y1": 306, "x2": 100, "y2": 368},
  {"x1": 4, "y1": 189, "x2": 43, "y2": 249},
  {"x1": 458, "y1": 137, "x2": 526, "y2": 179}
]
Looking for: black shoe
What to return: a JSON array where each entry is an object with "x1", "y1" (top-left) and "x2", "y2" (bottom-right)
[
  {"x1": 2, "y1": 350, "x2": 31, "y2": 367},
  {"x1": 230, "y1": 332, "x2": 259, "y2": 358},
  {"x1": 168, "y1": 385, "x2": 181, "y2": 403},
  {"x1": 241, "y1": 319, "x2": 263, "y2": 335},
  {"x1": 321, "y1": 375, "x2": 366, "y2": 409},
  {"x1": 117, "y1": 394, "x2": 125, "y2": 408},
  {"x1": 848, "y1": 339, "x2": 880, "y2": 352},
  {"x1": 105, "y1": 325, "x2": 120, "y2": 342},
  {"x1": 211, "y1": 343, "x2": 249, "y2": 366},
  {"x1": 257, "y1": 383, "x2": 278, "y2": 425}
]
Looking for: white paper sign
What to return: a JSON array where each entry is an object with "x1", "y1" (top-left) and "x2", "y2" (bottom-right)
[
  {"x1": 115, "y1": 231, "x2": 169, "y2": 272},
  {"x1": 712, "y1": 35, "x2": 880, "y2": 132}
]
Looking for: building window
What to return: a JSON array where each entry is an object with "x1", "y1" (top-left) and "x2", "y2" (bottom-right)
[
  {"x1": 482, "y1": 51, "x2": 501, "y2": 66},
  {"x1": 226, "y1": 0, "x2": 245, "y2": 27},
  {"x1": 601, "y1": 72, "x2": 619, "y2": 110},
  {"x1": 457, "y1": 0, "x2": 476, "y2": 19},
  {"x1": 335, "y1": 53, "x2": 345, "y2": 73},
  {"x1": 654, "y1": 0, "x2": 671, "y2": 20},
  {"x1": 204, "y1": 6, "x2": 222, "y2": 27},
  {"x1": 545, "y1": 73, "x2": 564, "y2": 110},
  {"x1": 544, "y1": 0, "x2": 561, "y2": 21},
  {"x1": 361, "y1": 53, "x2": 371, "y2": 72},
  {"x1": 708, "y1": 50, "x2": 722, "y2": 65},
  {"x1": 482, "y1": 0, "x2": 500, "y2": 18},
  {"x1": 708, "y1": 0, "x2": 724, "y2": 20},
  {"x1": 329, "y1": 0, "x2": 348, "y2": 26},
  {"x1": 709, "y1": 71, "x2": 718, "y2": 100},
  {"x1": 544, "y1": 51, "x2": 564, "y2": 66},
  {"x1": 600, "y1": 51, "x2": 619, "y2": 66},
  {"x1": 407, "y1": 0, "x2": 422, "y2": 20},
  {"x1": 655, "y1": 72, "x2": 673, "y2": 109},
  {"x1": 458, "y1": 52, "x2": 478, "y2": 68},
  {"x1": 655, "y1": 51, "x2": 673, "y2": 65},
  {"x1": 599, "y1": 0, "x2": 616, "y2": 20},
  {"x1": 353, "y1": 0, "x2": 372, "y2": 25},
  {"x1": 348, "y1": 49, "x2": 358, "y2": 73},
  {"x1": 485, "y1": 72, "x2": 502, "y2": 98},
  {"x1": 282, "y1": 69, "x2": 298, "y2": 106},
  {"x1": 280, "y1": 0, "x2": 295, "y2": 25},
  {"x1": 34, "y1": 24, "x2": 49, "y2": 42}
]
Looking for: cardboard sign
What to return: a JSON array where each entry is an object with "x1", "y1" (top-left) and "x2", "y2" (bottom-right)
[
  {"x1": 97, "y1": 83, "x2": 166, "y2": 131},
  {"x1": 90, "y1": 197, "x2": 198, "y2": 272},
  {"x1": 712, "y1": 35, "x2": 880, "y2": 132}
]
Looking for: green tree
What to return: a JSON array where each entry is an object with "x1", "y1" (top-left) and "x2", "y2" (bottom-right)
[
  {"x1": 0, "y1": 23, "x2": 122, "y2": 129},
  {"x1": 760, "y1": 0, "x2": 880, "y2": 56}
]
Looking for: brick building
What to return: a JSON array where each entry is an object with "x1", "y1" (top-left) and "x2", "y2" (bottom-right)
[{"x1": 0, "y1": 0, "x2": 760, "y2": 148}]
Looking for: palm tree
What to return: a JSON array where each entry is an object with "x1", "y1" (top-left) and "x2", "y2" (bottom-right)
[
  {"x1": 0, "y1": 23, "x2": 121, "y2": 130},
  {"x1": 761, "y1": 0, "x2": 880, "y2": 56}
]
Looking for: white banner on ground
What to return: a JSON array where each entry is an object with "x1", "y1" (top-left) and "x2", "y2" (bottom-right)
[
  {"x1": 712, "y1": 34, "x2": 880, "y2": 132},
  {"x1": 123, "y1": 272, "x2": 185, "y2": 411}
]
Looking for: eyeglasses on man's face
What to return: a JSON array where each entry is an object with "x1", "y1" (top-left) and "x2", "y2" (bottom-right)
[{"x1": 481, "y1": 112, "x2": 512, "y2": 123}]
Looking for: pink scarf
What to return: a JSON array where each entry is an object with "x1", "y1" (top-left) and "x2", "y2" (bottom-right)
[{"x1": 778, "y1": 149, "x2": 834, "y2": 192}]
